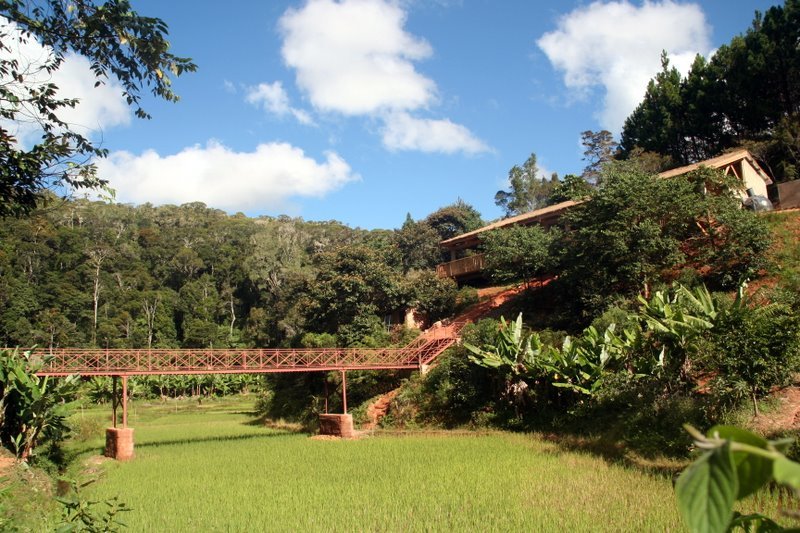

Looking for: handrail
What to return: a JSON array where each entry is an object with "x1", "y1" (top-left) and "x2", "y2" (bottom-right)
[
  {"x1": 436, "y1": 254, "x2": 485, "y2": 278},
  {"x1": 27, "y1": 320, "x2": 468, "y2": 377}
]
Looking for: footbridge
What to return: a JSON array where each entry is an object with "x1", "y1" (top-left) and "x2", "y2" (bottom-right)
[
  {"x1": 35, "y1": 321, "x2": 465, "y2": 377},
  {"x1": 29, "y1": 321, "x2": 466, "y2": 457}
]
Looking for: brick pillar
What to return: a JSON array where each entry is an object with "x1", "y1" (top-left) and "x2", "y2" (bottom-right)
[
  {"x1": 318, "y1": 414, "x2": 355, "y2": 438},
  {"x1": 105, "y1": 427, "x2": 135, "y2": 460}
]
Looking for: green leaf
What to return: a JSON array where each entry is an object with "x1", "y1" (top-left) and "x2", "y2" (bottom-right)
[
  {"x1": 728, "y1": 512, "x2": 785, "y2": 533},
  {"x1": 769, "y1": 437, "x2": 794, "y2": 455},
  {"x1": 708, "y1": 426, "x2": 772, "y2": 499},
  {"x1": 773, "y1": 457, "x2": 800, "y2": 490},
  {"x1": 707, "y1": 426, "x2": 767, "y2": 448},
  {"x1": 675, "y1": 443, "x2": 737, "y2": 533}
]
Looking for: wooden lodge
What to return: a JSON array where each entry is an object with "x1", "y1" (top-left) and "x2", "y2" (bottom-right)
[{"x1": 436, "y1": 149, "x2": 774, "y2": 282}]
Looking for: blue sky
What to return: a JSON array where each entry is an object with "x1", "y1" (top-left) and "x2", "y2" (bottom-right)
[{"x1": 24, "y1": 0, "x2": 781, "y2": 229}]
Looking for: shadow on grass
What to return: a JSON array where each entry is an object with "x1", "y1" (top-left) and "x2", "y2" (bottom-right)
[
  {"x1": 534, "y1": 431, "x2": 686, "y2": 479},
  {"x1": 66, "y1": 411, "x2": 305, "y2": 459},
  {"x1": 135, "y1": 430, "x2": 302, "y2": 450},
  {"x1": 245, "y1": 414, "x2": 308, "y2": 434}
]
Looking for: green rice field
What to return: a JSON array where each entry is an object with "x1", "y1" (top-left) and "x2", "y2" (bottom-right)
[
  {"x1": 64, "y1": 397, "x2": 791, "y2": 532},
  {"x1": 66, "y1": 398, "x2": 695, "y2": 532}
]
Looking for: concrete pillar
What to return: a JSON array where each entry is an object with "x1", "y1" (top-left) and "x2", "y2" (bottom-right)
[{"x1": 105, "y1": 427, "x2": 135, "y2": 461}]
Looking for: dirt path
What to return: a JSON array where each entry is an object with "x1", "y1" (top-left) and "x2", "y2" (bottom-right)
[
  {"x1": 453, "y1": 280, "x2": 550, "y2": 324},
  {"x1": 363, "y1": 389, "x2": 399, "y2": 430},
  {"x1": 0, "y1": 456, "x2": 15, "y2": 478},
  {"x1": 751, "y1": 383, "x2": 800, "y2": 436}
]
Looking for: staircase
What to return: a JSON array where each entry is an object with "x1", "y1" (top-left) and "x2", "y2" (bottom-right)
[{"x1": 403, "y1": 319, "x2": 467, "y2": 366}]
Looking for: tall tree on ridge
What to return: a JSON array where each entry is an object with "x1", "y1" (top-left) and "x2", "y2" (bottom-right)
[
  {"x1": 495, "y1": 153, "x2": 554, "y2": 217},
  {"x1": 580, "y1": 130, "x2": 618, "y2": 184}
]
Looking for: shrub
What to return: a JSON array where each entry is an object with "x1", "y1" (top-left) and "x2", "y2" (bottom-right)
[
  {"x1": 708, "y1": 289, "x2": 800, "y2": 415},
  {"x1": 406, "y1": 271, "x2": 458, "y2": 324},
  {"x1": 0, "y1": 349, "x2": 79, "y2": 465},
  {"x1": 454, "y1": 286, "x2": 479, "y2": 314}
]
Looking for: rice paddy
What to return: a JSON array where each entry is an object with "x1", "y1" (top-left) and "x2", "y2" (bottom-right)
[{"x1": 66, "y1": 398, "x2": 694, "y2": 532}]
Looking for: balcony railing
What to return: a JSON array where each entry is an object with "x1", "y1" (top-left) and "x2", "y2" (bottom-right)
[{"x1": 436, "y1": 253, "x2": 485, "y2": 279}]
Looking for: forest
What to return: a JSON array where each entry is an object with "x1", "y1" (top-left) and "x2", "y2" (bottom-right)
[{"x1": 0, "y1": 198, "x2": 477, "y2": 352}]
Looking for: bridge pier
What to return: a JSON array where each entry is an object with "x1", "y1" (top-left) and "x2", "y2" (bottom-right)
[
  {"x1": 318, "y1": 414, "x2": 354, "y2": 438},
  {"x1": 106, "y1": 376, "x2": 135, "y2": 460},
  {"x1": 317, "y1": 370, "x2": 354, "y2": 438}
]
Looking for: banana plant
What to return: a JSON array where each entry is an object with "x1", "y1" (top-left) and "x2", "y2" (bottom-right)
[
  {"x1": 1, "y1": 348, "x2": 79, "y2": 461},
  {"x1": 464, "y1": 314, "x2": 541, "y2": 378},
  {"x1": 540, "y1": 324, "x2": 636, "y2": 396},
  {"x1": 638, "y1": 283, "x2": 718, "y2": 380}
]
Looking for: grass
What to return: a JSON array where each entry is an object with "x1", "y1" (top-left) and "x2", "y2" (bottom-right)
[
  {"x1": 66, "y1": 397, "x2": 693, "y2": 531},
  {"x1": 763, "y1": 209, "x2": 800, "y2": 290},
  {"x1": 0, "y1": 395, "x2": 783, "y2": 531}
]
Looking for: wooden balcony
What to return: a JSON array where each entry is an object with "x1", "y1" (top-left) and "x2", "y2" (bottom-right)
[{"x1": 436, "y1": 253, "x2": 486, "y2": 279}]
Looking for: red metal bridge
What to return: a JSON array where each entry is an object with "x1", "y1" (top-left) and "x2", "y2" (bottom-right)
[
  {"x1": 35, "y1": 321, "x2": 465, "y2": 377},
  {"x1": 26, "y1": 321, "x2": 466, "y2": 454}
]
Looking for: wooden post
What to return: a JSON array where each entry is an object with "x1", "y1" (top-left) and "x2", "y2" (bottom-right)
[
  {"x1": 112, "y1": 376, "x2": 118, "y2": 428},
  {"x1": 341, "y1": 370, "x2": 347, "y2": 414},
  {"x1": 122, "y1": 376, "x2": 129, "y2": 428}
]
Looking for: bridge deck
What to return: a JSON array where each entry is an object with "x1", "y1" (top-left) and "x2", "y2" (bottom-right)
[{"x1": 34, "y1": 322, "x2": 465, "y2": 377}]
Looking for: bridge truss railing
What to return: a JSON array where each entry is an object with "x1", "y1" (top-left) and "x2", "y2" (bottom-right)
[{"x1": 30, "y1": 319, "x2": 468, "y2": 377}]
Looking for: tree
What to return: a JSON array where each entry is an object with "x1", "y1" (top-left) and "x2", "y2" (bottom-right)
[
  {"x1": 619, "y1": 2, "x2": 800, "y2": 180},
  {"x1": 580, "y1": 130, "x2": 617, "y2": 183},
  {"x1": 402, "y1": 270, "x2": 457, "y2": 324},
  {"x1": 307, "y1": 244, "x2": 404, "y2": 336},
  {"x1": 559, "y1": 162, "x2": 771, "y2": 315},
  {"x1": 619, "y1": 52, "x2": 685, "y2": 165},
  {"x1": 494, "y1": 153, "x2": 555, "y2": 217},
  {"x1": 0, "y1": 0, "x2": 196, "y2": 217},
  {"x1": 424, "y1": 199, "x2": 483, "y2": 241},
  {"x1": 547, "y1": 174, "x2": 592, "y2": 205},
  {"x1": 481, "y1": 225, "x2": 560, "y2": 285},
  {"x1": 393, "y1": 214, "x2": 440, "y2": 273}
]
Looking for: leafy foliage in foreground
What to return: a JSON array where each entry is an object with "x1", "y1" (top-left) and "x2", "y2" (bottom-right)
[
  {"x1": 676, "y1": 425, "x2": 800, "y2": 533},
  {"x1": 56, "y1": 479, "x2": 130, "y2": 533},
  {"x1": 0, "y1": 0, "x2": 196, "y2": 217},
  {"x1": 453, "y1": 282, "x2": 800, "y2": 453},
  {"x1": 0, "y1": 348, "x2": 78, "y2": 464}
]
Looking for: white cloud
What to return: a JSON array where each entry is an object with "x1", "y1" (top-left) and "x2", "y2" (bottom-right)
[
  {"x1": 278, "y1": 0, "x2": 487, "y2": 154},
  {"x1": 381, "y1": 112, "x2": 489, "y2": 154},
  {"x1": 0, "y1": 18, "x2": 130, "y2": 142},
  {"x1": 245, "y1": 81, "x2": 314, "y2": 125},
  {"x1": 537, "y1": 0, "x2": 712, "y2": 133},
  {"x1": 51, "y1": 53, "x2": 131, "y2": 132},
  {"x1": 223, "y1": 79, "x2": 237, "y2": 93},
  {"x1": 96, "y1": 141, "x2": 359, "y2": 212},
  {"x1": 279, "y1": 0, "x2": 435, "y2": 115}
]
